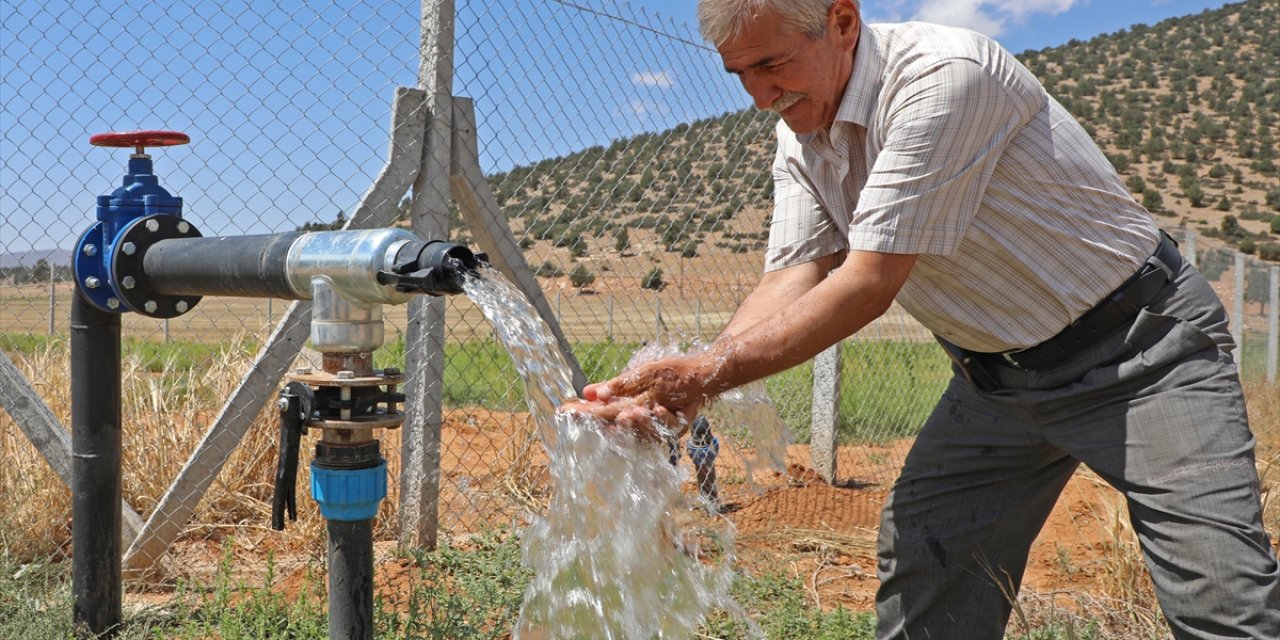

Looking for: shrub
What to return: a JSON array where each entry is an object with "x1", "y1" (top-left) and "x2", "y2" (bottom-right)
[
  {"x1": 568, "y1": 234, "x2": 589, "y2": 258},
  {"x1": 1220, "y1": 215, "x2": 1249, "y2": 241},
  {"x1": 1258, "y1": 242, "x2": 1280, "y2": 262},
  {"x1": 641, "y1": 267, "x2": 665, "y2": 291},
  {"x1": 1142, "y1": 188, "x2": 1164, "y2": 212},
  {"x1": 662, "y1": 223, "x2": 686, "y2": 250},
  {"x1": 535, "y1": 261, "x2": 563, "y2": 278},
  {"x1": 1239, "y1": 238, "x2": 1257, "y2": 255},
  {"x1": 1271, "y1": 216, "x2": 1280, "y2": 235},
  {"x1": 569, "y1": 264, "x2": 595, "y2": 288}
]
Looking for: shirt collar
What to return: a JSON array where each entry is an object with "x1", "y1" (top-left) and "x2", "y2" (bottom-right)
[{"x1": 797, "y1": 22, "x2": 882, "y2": 145}]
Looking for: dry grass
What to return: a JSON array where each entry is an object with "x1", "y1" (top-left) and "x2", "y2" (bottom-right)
[{"x1": 0, "y1": 336, "x2": 334, "y2": 568}]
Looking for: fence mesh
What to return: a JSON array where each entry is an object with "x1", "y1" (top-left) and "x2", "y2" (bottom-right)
[{"x1": 1, "y1": 0, "x2": 1277, "y2": 613}]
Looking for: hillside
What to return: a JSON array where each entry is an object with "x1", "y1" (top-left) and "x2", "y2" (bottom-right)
[{"x1": 472, "y1": 0, "x2": 1278, "y2": 277}]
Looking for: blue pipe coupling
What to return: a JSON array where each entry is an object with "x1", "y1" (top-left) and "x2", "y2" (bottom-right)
[
  {"x1": 687, "y1": 436, "x2": 719, "y2": 466},
  {"x1": 310, "y1": 462, "x2": 387, "y2": 522}
]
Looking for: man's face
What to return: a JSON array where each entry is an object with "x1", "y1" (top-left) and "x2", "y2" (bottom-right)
[{"x1": 716, "y1": 2, "x2": 860, "y2": 134}]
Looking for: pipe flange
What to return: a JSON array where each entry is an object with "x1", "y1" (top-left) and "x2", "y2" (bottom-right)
[
  {"x1": 309, "y1": 413, "x2": 406, "y2": 431},
  {"x1": 111, "y1": 214, "x2": 203, "y2": 318},
  {"x1": 289, "y1": 369, "x2": 406, "y2": 387}
]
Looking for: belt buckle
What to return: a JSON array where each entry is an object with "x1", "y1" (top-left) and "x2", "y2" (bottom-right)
[{"x1": 999, "y1": 350, "x2": 1027, "y2": 370}]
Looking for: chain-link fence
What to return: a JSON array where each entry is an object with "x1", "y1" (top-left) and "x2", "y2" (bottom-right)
[{"x1": 2, "y1": 0, "x2": 1278, "y2": 607}]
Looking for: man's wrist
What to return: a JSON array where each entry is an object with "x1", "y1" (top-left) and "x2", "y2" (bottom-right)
[{"x1": 700, "y1": 338, "x2": 738, "y2": 399}]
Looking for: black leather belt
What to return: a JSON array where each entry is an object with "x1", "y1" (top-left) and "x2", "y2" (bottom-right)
[{"x1": 977, "y1": 231, "x2": 1182, "y2": 371}]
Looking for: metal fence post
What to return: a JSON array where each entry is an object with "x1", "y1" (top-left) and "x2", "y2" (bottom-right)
[
  {"x1": 48, "y1": 269, "x2": 56, "y2": 335},
  {"x1": 1233, "y1": 252, "x2": 1245, "y2": 351},
  {"x1": 655, "y1": 298, "x2": 662, "y2": 340},
  {"x1": 1268, "y1": 265, "x2": 1278, "y2": 384}
]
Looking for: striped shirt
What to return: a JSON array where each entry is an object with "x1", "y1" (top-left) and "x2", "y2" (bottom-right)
[{"x1": 766, "y1": 22, "x2": 1160, "y2": 353}]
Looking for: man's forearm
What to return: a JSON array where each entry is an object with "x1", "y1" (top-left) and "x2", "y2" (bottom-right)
[
  {"x1": 710, "y1": 251, "x2": 917, "y2": 393},
  {"x1": 716, "y1": 253, "x2": 841, "y2": 341}
]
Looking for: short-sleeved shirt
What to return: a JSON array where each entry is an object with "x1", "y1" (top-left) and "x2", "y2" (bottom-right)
[{"x1": 766, "y1": 22, "x2": 1160, "y2": 353}]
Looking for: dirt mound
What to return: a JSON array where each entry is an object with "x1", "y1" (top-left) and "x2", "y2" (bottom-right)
[{"x1": 731, "y1": 465, "x2": 886, "y2": 535}]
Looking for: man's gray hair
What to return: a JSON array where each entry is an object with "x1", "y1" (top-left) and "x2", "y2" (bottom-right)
[{"x1": 697, "y1": 0, "x2": 858, "y2": 45}]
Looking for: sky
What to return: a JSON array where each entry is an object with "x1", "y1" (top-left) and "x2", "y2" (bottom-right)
[
  {"x1": 0, "y1": 0, "x2": 1242, "y2": 258},
  {"x1": 629, "y1": 0, "x2": 1237, "y2": 55}
]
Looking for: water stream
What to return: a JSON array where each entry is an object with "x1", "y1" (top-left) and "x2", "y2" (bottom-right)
[{"x1": 462, "y1": 266, "x2": 775, "y2": 638}]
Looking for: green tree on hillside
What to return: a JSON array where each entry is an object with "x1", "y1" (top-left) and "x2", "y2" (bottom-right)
[
  {"x1": 569, "y1": 264, "x2": 595, "y2": 289},
  {"x1": 615, "y1": 227, "x2": 631, "y2": 254}
]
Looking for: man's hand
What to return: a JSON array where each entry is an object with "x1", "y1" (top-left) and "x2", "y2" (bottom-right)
[
  {"x1": 560, "y1": 394, "x2": 693, "y2": 442},
  {"x1": 561, "y1": 350, "x2": 722, "y2": 442},
  {"x1": 582, "y1": 351, "x2": 721, "y2": 413}
]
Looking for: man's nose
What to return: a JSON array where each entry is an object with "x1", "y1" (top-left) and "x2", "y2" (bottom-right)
[{"x1": 740, "y1": 73, "x2": 780, "y2": 110}]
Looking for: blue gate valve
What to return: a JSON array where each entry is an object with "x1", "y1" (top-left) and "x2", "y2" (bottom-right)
[{"x1": 74, "y1": 130, "x2": 202, "y2": 317}]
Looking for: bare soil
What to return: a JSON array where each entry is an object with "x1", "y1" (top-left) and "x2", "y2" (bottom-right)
[{"x1": 136, "y1": 407, "x2": 1258, "y2": 625}]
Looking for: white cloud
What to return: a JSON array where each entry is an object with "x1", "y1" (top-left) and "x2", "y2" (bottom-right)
[
  {"x1": 914, "y1": 0, "x2": 1007, "y2": 36},
  {"x1": 904, "y1": 0, "x2": 1080, "y2": 38},
  {"x1": 625, "y1": 100, "x2": 670, "y2": 118},
  {"x1": 631, "y1": 70, "x2": 674, "y2": 89},
  {"x1": 998, "y1": 0, "x2": 1078, "y2": 20}
]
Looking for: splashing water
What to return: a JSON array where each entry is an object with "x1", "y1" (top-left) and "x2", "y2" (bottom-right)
[
  {"x1": 624, "y1": 340, "x2": 792, "y2": 492},
  {"x1": 462, "y1": 266, "x2": 769, "y2": 638}
]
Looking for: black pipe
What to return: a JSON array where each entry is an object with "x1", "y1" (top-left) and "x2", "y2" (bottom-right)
[
  {"x1": 327, "y1": 519, "x2": 375, "y2": 640},
  {"x1": 688, "y1": 416, "x2": 720, "y2": 511},
  {"x1": 142, "y1": 232, "x2": 302, "y2": 299},
  {"x1": 313, "y1": 439, "x2": 382, "y2": 640},
  {"x1": 71, "y1": 290, "x2": 122, "y2": 638}
]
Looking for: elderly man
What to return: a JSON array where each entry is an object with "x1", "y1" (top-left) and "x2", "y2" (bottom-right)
[{"x1": 576, "y1": 0, "x2": 1279, "y2": 637}]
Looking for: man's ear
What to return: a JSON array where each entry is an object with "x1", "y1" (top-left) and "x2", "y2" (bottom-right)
[{"x1": 829, "y1": 0, "x2": 861, "y2": 50}]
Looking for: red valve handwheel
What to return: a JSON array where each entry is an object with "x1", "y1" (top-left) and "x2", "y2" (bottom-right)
[{"x1": 89, "y1": 130, "x2": 190, "y2": 148}]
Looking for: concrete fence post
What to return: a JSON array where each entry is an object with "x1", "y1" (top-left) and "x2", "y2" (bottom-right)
[{"x1": 810, "y1": 342, "x2": 841, "y2": 484}]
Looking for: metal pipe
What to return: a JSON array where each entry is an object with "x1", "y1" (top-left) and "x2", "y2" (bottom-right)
[
  {"x1": 71, "y1": 290, "x2": 122, "y2": 638},
  {"x1": 141, "y1": 228, "x2": 482, "y2": 305},
  {"x1": 284, "y1": 229, "x2": 418, "y2": 304},
  {"x1": 310, "y1": 276, "x2": 384, "y2": 353},
  {"x1": 142, "y1": 232, "x2": 303, "y2": 299},
  {"x1": 312, "y1": 436, "x2": 384, "y2": 640},
  {"x1": 327, "y1": 519, "x2": 375, "y2": 640},
  {"x1": 687, "y1": 416, "x2": 720, "y2": 511}
]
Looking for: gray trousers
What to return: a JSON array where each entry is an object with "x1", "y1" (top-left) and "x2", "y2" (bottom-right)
[{"x1": 876, "y1": 262, "x2": 1280, "y2": 639}]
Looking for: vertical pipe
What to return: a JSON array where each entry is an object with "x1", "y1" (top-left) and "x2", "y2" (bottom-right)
[
  {"x1": 1184, "y1": 229, "x2": 1198, "y2": 267},
  {"x1": 71, "y1": 290, "x2": 122, "y2": 638},
  {"x1": 327, "y1": 519, "x2": 375, "y2": 640},
  {"x1": 607, "y1": 294, "x2": 613, "y2": 341}
]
